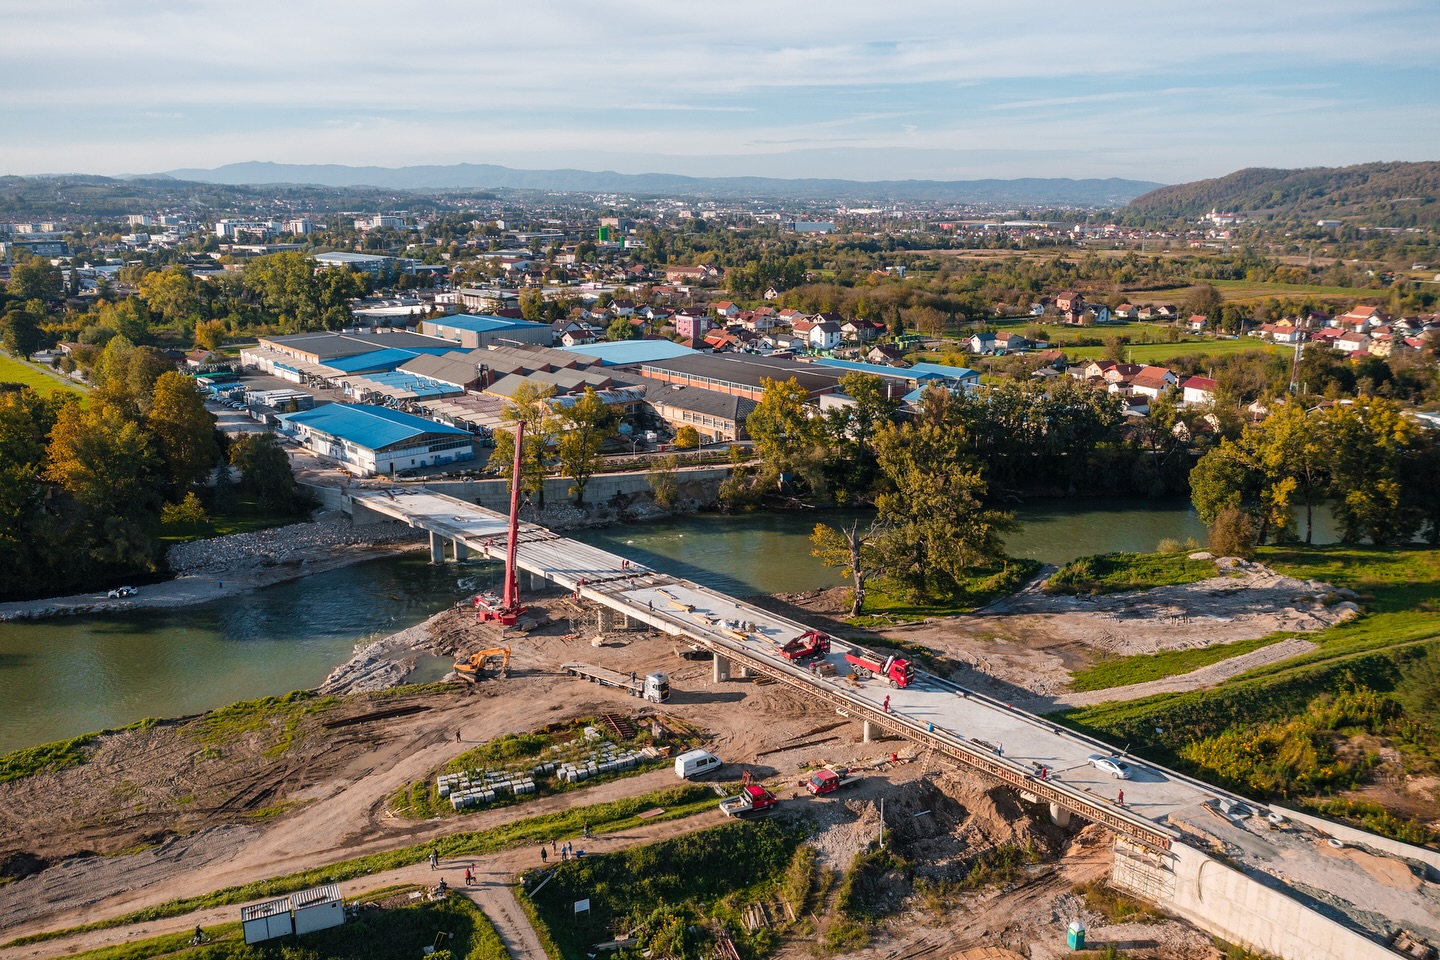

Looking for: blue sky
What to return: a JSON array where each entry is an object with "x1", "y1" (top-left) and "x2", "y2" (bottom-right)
[{"x1": 3, "y1": 0, "x2": 1437, "y2": 184}]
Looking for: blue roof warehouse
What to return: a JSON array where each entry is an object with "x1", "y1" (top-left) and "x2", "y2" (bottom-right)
[
  {"x1": 279, "y1": 404, "x2": 475, "y2": 477},
  {"x1": 420, "y1": 314, "x2": 554, "y2": 350}
]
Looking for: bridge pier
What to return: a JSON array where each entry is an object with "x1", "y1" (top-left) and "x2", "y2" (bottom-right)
[
  {"x1": 453, "y1": 540, "x2": 469, "y2": 562},
  {"x1": 529, "y1": 571, "x2": 546, "y2": 591},
  {"x1": 713, "y1": 654, "x2": 731, "y2": 682},
  {"x1": 597, "y1": 608, "x2": 613, "y2": 632},
  {"x1": 1049, "y1": 803, "x2": 1071, "y2": 828},
  {"x1": 429, "y1": 531, "x2": 444, "y2": 564},
  {"x1": 863, "y1": 720, "x2": 877, "y2": 742}
]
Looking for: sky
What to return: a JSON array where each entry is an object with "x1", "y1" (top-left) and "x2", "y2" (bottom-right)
[{"x1": 3, "y1": 0, "x2": 1438, "y2": 185}]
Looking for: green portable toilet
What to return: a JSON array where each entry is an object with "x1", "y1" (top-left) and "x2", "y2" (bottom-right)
[{"x1": 1066, "y1": 920, "x2": 1086, "y2": 950}]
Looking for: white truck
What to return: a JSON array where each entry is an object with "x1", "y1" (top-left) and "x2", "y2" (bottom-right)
[{"x1": 562, "y1": 661, "x2": 670, "y2": 703}]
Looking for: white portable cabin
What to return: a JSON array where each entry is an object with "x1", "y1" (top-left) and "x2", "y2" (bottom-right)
[
  {"x1": 291, "y1": 883, "x2": 345, "y2": 935},
  {"x1": 674, "y1": 749, "x2": 721, "y2": 779},
  {"x1": 241, "y1": 897, "x2": 294, "y2": 944}
]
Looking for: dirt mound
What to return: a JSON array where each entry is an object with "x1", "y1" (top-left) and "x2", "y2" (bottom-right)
[{"x1": 0, "y1": 851, "x2": 46, "y2": 883}]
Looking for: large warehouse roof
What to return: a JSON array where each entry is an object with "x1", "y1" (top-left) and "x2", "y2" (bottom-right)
[
  {"x1": 258, "y1": 331, "x2": 458, "y2": 362},
  {"x1": 280, "y1": 404, "x2": 469, "y2": 450},
  {"x1": 428, "y1": 314, "x2": 537, "y2": 333},
  {"x1": 558, "y1": 340, "x2": 699, "y2": 366}
]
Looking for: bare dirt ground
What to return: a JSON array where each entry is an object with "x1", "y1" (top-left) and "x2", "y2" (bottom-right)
[
  {"x1": 0, "y1": 581, "x2": 1225, "y2": 960},
  {"x1": 0, "y1": 553, "x2": 1361, "y2": 958}
]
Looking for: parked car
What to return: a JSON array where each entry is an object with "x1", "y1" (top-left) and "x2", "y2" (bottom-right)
[
  {"x1": 1087, "y1": 754, "x2": 1132, "y2": 779},
  {"x1": 107, "y1": 586, "x2": 138, "y2": 598}
]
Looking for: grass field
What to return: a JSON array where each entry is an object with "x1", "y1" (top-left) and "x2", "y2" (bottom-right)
[
  {"x1": 1068, "y1": 634, "x2": 1290, "y2": 692},
  {"x1": 1140, "y1": 278, "x2": 1380, "y2": 303},
  {"x1": 0, "y1": 353, "x2": 86, "y2": 401},
  {"x1": 1044, "y1": 552, "x2": 1218, "y2": 595}
]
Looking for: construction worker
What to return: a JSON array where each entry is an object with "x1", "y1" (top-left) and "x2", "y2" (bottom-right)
[
  {"x1": 541, "y1": 847, "x2": 547, "y2": 864},
  {"x1": 882, "y1": 695, "x2": 890, "y2": 713}
]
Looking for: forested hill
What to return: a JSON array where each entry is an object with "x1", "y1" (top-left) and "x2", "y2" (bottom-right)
[{"x1": 1126, "y1": 161, "x2": 1440, "y2": 225}]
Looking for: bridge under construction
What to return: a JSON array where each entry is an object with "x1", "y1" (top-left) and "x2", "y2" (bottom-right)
[{"x1": 355, "y1": 488, "x2": 1440, "y2": 960}]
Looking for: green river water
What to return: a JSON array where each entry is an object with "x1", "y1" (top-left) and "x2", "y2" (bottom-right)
[{"x1": 0, "y1": 499, "x2": 1338, "y2": 754}]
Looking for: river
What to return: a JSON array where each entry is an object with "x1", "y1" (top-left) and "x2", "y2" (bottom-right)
[{"x1": 0, "y1": 499, "x2": 1338, "y2": 754}]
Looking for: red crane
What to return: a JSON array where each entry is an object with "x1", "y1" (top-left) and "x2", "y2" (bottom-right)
[{"x1": 475, "y1": 420, "x2": 528, "y2": 625}]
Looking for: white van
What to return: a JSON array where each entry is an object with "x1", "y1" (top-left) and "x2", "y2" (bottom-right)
[{"x1": 674, "y1": 749, "x2": 722, "y2": 779}]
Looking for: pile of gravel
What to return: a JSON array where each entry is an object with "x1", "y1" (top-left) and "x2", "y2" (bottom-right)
[{"x1": 166, "y1": 518, "x2": 424, "y2": 574}]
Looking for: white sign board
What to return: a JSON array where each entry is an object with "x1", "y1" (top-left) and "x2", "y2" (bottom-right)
[{"x1": 575, "y1": 899, "x2": 591, "y2": 914}]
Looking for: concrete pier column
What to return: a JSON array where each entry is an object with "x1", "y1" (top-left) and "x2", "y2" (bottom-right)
[
  {"x1": 863, "y1": 720, "x2": 877, "y2": 742},
  {"x1": 530, "y1": 571, "x2": 545, "y2": 591},
  {"x1": 596, "y1": 608, "x2": 613, "y2": 632},
  {"x1": 429, "y1": 531, "x2": 444, "y2": 563},
  {"x1": 737, "y1": 664, "x2": 750, "y2": 679},
  {"x1": 713, "y1": 655, "x2": 731, "y2": 683},
  {"x1": 1049, "y1": 803, "x2": 1071, "y2": 828},
  {"x1": 622, "y1": 614, "x2": 636, "y2": 630},
  {"x1": 453, "y1": 540, "x2": 469, "y2": 562}
]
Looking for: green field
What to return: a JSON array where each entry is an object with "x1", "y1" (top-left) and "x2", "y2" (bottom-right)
[
  {"x1": 1140, "y1": 279, "x2": 1380, "y2": 303},
  {"x1": 0, "y1": 353, "x2": 86, "y2": 401}
]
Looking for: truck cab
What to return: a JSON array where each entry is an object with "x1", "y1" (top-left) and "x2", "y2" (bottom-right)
[{"x1": 644, "y1": 672, "x2": 670, "y2": 703}]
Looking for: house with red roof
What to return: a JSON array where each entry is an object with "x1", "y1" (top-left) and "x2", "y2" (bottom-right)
[
  {"x1": 1181, "y1": 376, "x2": 1217, "y2": 406},
  {"x1": 1129, "y1": 365, "x2": 1179, "y2": 399}
]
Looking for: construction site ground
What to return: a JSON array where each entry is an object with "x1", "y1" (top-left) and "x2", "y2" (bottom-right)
[{"x1": 0, "y1": 559, "x2": 1387, "y2": 959}]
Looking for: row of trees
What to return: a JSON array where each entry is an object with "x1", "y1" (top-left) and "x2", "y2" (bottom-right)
[
  {"x1": 0, "y1": 347, "x2": 305, "y2": 599},
  {"x1": 488, "y1": 382, "x2": 620, "y2": 508},
  {"x1": 1190, "y1": 398, "x2": 1440, "y2": 547}
]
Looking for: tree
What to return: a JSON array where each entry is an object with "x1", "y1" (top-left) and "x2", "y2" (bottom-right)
[
  {"x1": 607, "y1": 316, "x2": 639, "y2": 341},
  {"x1": 45, "y1": 401, "x2": 160, "y2": 521},
  {"x1": 1323, "y1": 399, "x2": 1425, "y2": 544},
  {"x1": 494, "y1": 381, "x2": 558, "y2": 506},
  {"x1": 674, "y1": 425, "x2": 700, "y2": 450},
  {"x1": 811, "y1": 519, "x2": 885, "y2": 616},
  {"x1": 1248, "y1": 401, "x2": 1327, "y2": 543},
  {"x1": 195, "y1": 318, "x2": 227, "y2": 352},
  {"x1": 229, "y1": 432, "x2": 301, "y2": 512},
  {"x1": 1183, "y1": 283, "x2": 1223, "y2": 320},
  {"x1": 148, "y1": 371, "x2": 220, "y2": 492},
  {"x1": 555, "y1": 387, "x2": 617, "y2": 504},
  {"x1": 137, "y1": 266, "x2": 201, "y2": 325},
  {"x1": 0, "y1": 388, "x2": 59, "y2": 596},
  {"x1": 745, "y1": 377, "x2": 827, "y2": 495},
  {"x1": 2, "y1": 308, "x2": 41, "y2": 360},
  {"x1": 6, "y1": 259, "x2": 63, "y2": 303},
  {"x1": 871, "y1": 387, "x2": 1013, "y2": 600},
  {"x1": 647, "y1": 455, "x2": 680, "y2": 510},
  {"x1": 1102, "y1": 336, "x2": 1127, "y2": 364}
]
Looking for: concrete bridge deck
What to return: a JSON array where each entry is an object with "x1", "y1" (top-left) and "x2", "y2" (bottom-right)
[{"x1": 355, "y1": 489, "x2": 1440, "y2": 960}]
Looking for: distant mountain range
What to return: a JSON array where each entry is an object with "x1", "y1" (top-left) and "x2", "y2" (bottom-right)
[
  {"x1": 155, "y1": 161, "x2": 1163, "y2": 206},
  {"x1": 1126, "y1": 161, "x2": 1440, "y2": 225}
]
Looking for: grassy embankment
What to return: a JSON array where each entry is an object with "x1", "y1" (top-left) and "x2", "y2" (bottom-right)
[
  {"x1": 0, "y1": 353, "x2": 87, "y2": 402},
  {"x1": 520, "y1": 819, "x2": 807, "y2": 960},
  {"x1": 1053, "y1": 544, "x2": 1440, "y2": 844},
  {"x1": 33, "y1": 893, "x2": 508, "y2": 960},
  {"x1": 846, "y1": 558, "x2": 1042, "y2": 627},
  {"x1": 1, "y1": 784, "x2": 719, "y2": 949}
]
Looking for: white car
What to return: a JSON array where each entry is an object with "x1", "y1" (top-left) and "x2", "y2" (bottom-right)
[
  {"x1": 1087, "y1": 754, "x2": 1132, "y2": 779},
  {"x1": 107, "y1": 586, "x2": 138, "y2": 598}
]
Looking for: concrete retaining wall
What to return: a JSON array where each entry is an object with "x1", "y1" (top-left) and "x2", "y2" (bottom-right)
[
  {"x1": 1270, "y1": 803, "x2": 1440, "y2": 881},
  {"x1": 1115, "y1": 840, "x2": 1396, "y2": 960},
  {"x1": 300, "y1": 481, "x2": 348, "y2": 513},
  {"x1": 394, "y1": 466, "x2": 732, "y2": 513}
]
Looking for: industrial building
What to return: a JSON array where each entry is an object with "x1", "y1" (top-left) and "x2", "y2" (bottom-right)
[
  {"x1": 312, "y1": 251, "x2": 396, "y2": 279},
  {"x1": 421, "y1": 314, "x2": 554, "y2": 349},
  {"x1": 812, "y1": 357, "x2": 982, "y2": 392},
  {"x1": 645, "y1": 383, "x2": 757, "y2": 442},
  {"x1": 558, "y1": 339, "x2": 699, "y2": 367},
  {"x1": 241, "y1": 331, "x2": 459, "y2": 383},
  {"x1": 279, "y1": 403, "x2": 475, "y2": 476},
  {"x1": 636, "y1": 353, "x2": 845, "y2": 401}
]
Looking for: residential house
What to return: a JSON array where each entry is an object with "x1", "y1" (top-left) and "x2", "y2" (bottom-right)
[
  {"x1": 866, "y1": 344, "x2": 906, "y2": 365},
  {"x1": 968, "y1": 332, "x2": 998, "y2": 354},
  {"x1": 1114, "y1": 303, "x2": 1139, "y2": 321},
  {"x1": 1181, "y1": 375, "x2": 1217, "y2": 406},
  {"x1": 674, "y1": 309, "x2": 712, "y2": 342},
  {"x1": 713, "y1": 301, "x2": 740, "y2": 320},
  {"x1": 1129, "y1": 365, "x2": 1179, "y2": 399},
  {"x1": 1337, "y1": 304, "x2": 1386, "y2": 332},
  {"x1": 1186, "y1": 314, "x2": 1209, "y2": 333},
  {"x1": 1334, "y1": 331, "x2": 1370, "y2": 354},
  {"x1": 763, "y1": 286, "x2": 782, "y2": 300},
  {"x1": 994, "y1": 331, "x2": 1031, "y2": 353},
  {"x1": 664, "y1": 265, "x2": 710, "y2": 284},
  {"x1": 809, "y1": 320, "x2": 843, "y2": 352},
  {"x1": 777, "y1": 308, "x2": 806, "y2": 326},
  {"x1": 610, "y1": 298, "x2": 636, "y2": 317},
  {"x1": 1055, "y1": 291, "x2": 1085, "y2": 313},
  {"x1": 840, "y1": 319, "x2": 884, "y2": 342}
]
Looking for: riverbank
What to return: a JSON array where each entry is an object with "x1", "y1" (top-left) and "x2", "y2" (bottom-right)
[{"x1": 0, "y1": 517, "x2": 427, "y2": 622}]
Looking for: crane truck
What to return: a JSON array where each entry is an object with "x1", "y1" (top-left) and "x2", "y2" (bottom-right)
[
  {"x1": 843, "y1": 651, "x2": 915, "y2": 688},
  {"x1": 806, "y1": 767, "x2": 862, "y2": 796},
  {"x1": 563, "y1": 661, "x2": 670, "y2": 703},
  {"x1": 719, "y1": 784, "x2": 779, "y2": 818},
  {"x1": 779, "y1": 629, "x2": 831, "y2": 662}
]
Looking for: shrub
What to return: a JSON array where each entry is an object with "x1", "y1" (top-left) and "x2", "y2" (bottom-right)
[
  {"x1": 674, "y1": 425, "x2": 700, "y2": 450},
  {"x1": 1209, "y1": 507, "x2": 1257, "y2": 558}
]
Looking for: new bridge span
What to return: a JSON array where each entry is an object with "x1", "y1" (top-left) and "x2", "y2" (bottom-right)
[{"x1": 356, "y1": 489, "x2": 1440, "y2": 960}]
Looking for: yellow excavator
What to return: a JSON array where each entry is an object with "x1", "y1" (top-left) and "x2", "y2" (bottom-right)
[{"x1": 454, "y1": 646, "x2": 511, "y2": 679}]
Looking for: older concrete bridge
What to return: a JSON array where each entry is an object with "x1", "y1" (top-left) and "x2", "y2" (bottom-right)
[{"x1": 354, "y1": 489, "x2": 1440, "y2": 960}]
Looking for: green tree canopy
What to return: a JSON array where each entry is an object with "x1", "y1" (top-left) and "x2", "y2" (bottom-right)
[
  {"x1": 555, "y1": 387, "x2": 617, "y2": 504},
  {"x1": 148, "y1": 371, "x2": 220, "y2": 492}
]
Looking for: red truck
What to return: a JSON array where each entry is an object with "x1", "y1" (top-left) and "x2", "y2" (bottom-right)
[
  {"x1": 806, "y1": 767, "x2": 861, "y2": 796},
  {"x1": 780, "y1": 629, "x2": 831, "y2": 662},
  {"x1": 720, "y1": 784, "x2": 779, "y2": 818},
  {"x1": 844, "y1": 651, "x2": 915, "y2": 688}
]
